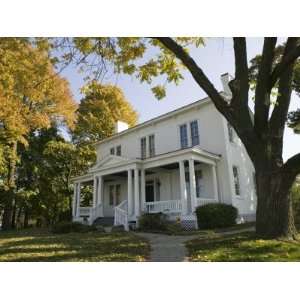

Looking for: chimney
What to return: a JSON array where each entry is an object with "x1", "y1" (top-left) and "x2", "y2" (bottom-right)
[
  {"x1": 115, "y1": 120, "x2": 129, "y2": 133},
  {"x1": 221, "y1": 73, "x2": 233, "y2": 97}
]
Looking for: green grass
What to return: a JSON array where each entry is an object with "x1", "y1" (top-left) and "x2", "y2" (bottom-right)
[
  {"x1": 187, "y1": 232, "x2": 300, "y2": 262},
  {"x1": 0, "y1": 228, "x2": 150, "y2": 262}
]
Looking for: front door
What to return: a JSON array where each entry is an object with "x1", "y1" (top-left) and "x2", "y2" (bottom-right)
[{"x1": 146, "y1": 181, "x2": 155, "y2": 202}]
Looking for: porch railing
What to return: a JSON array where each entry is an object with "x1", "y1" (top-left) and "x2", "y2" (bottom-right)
[
  {"x1": 79, "y1": 203, "x2": 103, "y2": 224},
  {"x1": 114, "y1": 200, "x2": 129, "y2": 231},
  {"x1": 144, "y1": 199, "x2": 182, "y2": 214},
  {"x1": 196, "y1": 197, "x2": 217, "y2": 207},
  {"x1": 79, "y1": 206, "x2": 91, "y2": 216}
]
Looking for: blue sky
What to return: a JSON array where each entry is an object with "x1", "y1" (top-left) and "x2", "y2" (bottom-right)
[{"x1": 61, "y1": 38, "x2": 300, "y2": 161}]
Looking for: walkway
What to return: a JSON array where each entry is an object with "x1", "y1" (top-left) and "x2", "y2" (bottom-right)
[
  {"x1": 135, "y1": 232, "x2": 193, "y2": 262},
  {"x1": 135, "y1": 226, "x2": 254, "y2": 262}
]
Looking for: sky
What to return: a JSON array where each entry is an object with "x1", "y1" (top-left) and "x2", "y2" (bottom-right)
[{"x1": 61, "y1": 38, "x2": 300, "y2": 162}]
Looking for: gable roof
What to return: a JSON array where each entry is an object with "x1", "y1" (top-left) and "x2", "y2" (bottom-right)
[{"x1": 93, "y1": 93, "x2": 225, "y2": 146}]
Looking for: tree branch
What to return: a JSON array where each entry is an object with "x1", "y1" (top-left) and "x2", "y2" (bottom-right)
[
  {"x1": 254, "y1": 38, "x2": 277, "y2": 135},
  {"x1": 232, "y1": 37, "x2": 249, "y2": 107},
  {"x1": 270, "y1": 42, "x2": 300, "y2": 89},
  {"x1": 270, "y1": 38, "x2": 299, "y2": 131},
  {"x1": 155, "y1": 37, "x2": 228, "y2": 114},
  {"x1": 282, "y1": 152, "x2": 300, "y2": 177},
  {"x1": 155, "y1": 37, "x2": 260, "y2": 165}
]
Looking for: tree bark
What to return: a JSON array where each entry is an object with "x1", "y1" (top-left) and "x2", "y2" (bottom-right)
[{"x1": 255, "y1": 167, "x2": 298, "y2": 239}]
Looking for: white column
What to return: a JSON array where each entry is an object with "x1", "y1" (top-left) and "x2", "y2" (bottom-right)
[
  {"x1": 212, "y1": 164, "x2": 219, "y2": 202},
  {"x1": 72, "y1": 183, "x2": 77, "y2": 218},
  {"x1": 141, "y1": 169, "x2": 146, "y2": 212},
  {"x1": 93, "y1": 176, "x2": 97, "y2": 208},
  {"x1": 98, "y1": 176, "x2": 104, "y2": 216},
  {"x1": 127, "y1": 169, "x2": 133, "y2": 217},
  {"x1": 189, "y1": 159, "x2": 197, "y2": 214},
  {"x1": 134, "y1": 168, "x2": 140, "y2": 218},
  {"x1": 179, "y1": 160, "x2": 188, "y2": 215},
  {"x1": 76, "y1": 182, "x2": 81, "y2": 217}
]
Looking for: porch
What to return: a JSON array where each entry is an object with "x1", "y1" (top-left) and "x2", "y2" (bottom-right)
[{"x1": 72, "y1": 147, "x2": 221, "y2": 230}]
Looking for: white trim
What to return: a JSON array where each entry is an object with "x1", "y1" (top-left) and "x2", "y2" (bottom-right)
[{"x1": 93, "y1": 96, "x2": 216, "y2": 146}]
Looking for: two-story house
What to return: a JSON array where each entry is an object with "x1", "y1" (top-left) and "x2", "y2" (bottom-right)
[{"x1": 71, "y1": 74, "x2": 257, "y2": 230}]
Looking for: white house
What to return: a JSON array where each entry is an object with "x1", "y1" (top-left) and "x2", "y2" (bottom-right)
[{"x1": 71, "y1": 74, "x2": 257, "y2": 230}]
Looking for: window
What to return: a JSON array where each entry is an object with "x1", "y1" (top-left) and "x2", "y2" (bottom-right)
[
  {"x1": 232, "y1": 166, "x2": 241, "y2": 196},
  {"x1": 110, "y1": 147, "x2": 115, "y2": 155},
  {"x1": 141, "y1": 137, "x2": 147, "y2": 159},
  {"x1": 180, "y1": 124, "x2": 188, "y2": 149},
  {"x1": 190, "y1": 120, "x2": 199, "y2": 146},
  {"x1": 195, "y1": 170, "x2": 203, "y2": 198},
  {"x1": 116, "y1": 145, "x2": 121, "y2": 156},
  {"x1": 149, "y1": 135, "x2": 155, "y2": 157},
  {"x1": 227, "y1": 122, "x2": 234, "y2": 143},
  {"x1": 109, "y1": 185, "x2": 114, "y2": 206}
]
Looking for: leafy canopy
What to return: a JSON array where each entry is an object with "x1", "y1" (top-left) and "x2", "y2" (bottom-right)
[{"x1": 72, "y1": 81, "x2": 138, "y2": 144}]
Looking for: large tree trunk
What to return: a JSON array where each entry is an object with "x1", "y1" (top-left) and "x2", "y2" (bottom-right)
[{"x1": 255, "y1": 168, "x2": 298, "y2": 239}]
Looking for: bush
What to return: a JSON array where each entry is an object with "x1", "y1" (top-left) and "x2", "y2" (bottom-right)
[
  {"x1": 51, "y1": 221, "x2": 97, "y2": 234},
  {"x1": 111, "y1": 225, "x2": 125, "y2": 232},
  {"x1": 139, "y1": 212, "x2": 168, "y2": 231},
  {"x1": 195, "y1": 203, "x2": 238, "y2": 229}
]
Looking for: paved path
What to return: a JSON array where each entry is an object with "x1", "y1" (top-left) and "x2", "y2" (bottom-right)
[
  {"x1": 135, "y1": 232, "x2": 194, "y2": 262},
  {"x1": 135, "y1": 227, "x2": 254, "y2": 262}
]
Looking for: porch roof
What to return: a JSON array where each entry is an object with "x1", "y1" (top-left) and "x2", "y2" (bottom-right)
[{"x1": 71, "y1": 146, "x2": 221, "y2": 183}]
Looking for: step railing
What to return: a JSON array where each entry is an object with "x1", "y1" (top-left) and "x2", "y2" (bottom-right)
[
  {"x1": 114, "y1": 200, "x2": 129, "y2": 231},
  {"x1": 144, "y1": 199, "x2": 182, "y2": 214},
  {"x1": 90, "y1": 203, "x2": 103, "y2": 224}
]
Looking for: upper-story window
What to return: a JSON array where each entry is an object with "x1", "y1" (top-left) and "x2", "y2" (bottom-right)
[
  {"x1": 116, "y1": 145, "x2": 121, "y2": 156},
  {"x1": 227, "y1": 122, "x2": 234, "y2": 143},
  {"x1": 110, "y1": 145, "x2": 121, "y2": 156},
  {"x1": 149, "y1": 134, "x2": 155, "y2": 157},
  {"x1": 140, "y1": 137, "x2": 147, "y2": 159},
  {"x1": 232, "y1": 166, "x2": 241, "y2": 196},
  {"x1": 190, "y1": 120, "x2": 199, "y2": 146},
  {"x1": 180, "y1": 124, "x2": 188, "y2": 149}
]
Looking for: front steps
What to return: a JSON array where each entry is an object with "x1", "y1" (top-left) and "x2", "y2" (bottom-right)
[{"x1": 93, "y1": 217, "x2": 114, "y2": 227}]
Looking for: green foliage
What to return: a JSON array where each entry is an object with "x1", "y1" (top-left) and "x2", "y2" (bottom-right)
[
  {"x1": 73, "y1": 82, "x2": 138, "y2": 144},
  {"x1": 0, "y1": 229, "x2": 150, "y2": 261},
  {"x1": 51, "y1": 221, "x2": 97, "y2": 234},
  {"x1": 195, "y1": 203, "x2": 238, "y2": 229},
  {"x1": 139, "y1": 212, "x2": 168, "y2": 231},
  {"x1": 54, "y1": 37, "x2": 204, "y2": 100},
  {"x1": 187, "y1": 232, "x2": 300, "y2": 262}
]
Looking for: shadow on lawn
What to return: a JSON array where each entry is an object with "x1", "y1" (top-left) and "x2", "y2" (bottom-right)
[
  {"x1": 187, "y1": 232, "x2": 300, "y2": 262},
  {"x1": 0, "y1": 230, "x2": 149, "y2": 262}
]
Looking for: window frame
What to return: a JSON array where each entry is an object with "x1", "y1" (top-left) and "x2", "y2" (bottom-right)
[
  {"x1": 232, "y1": 165, "x2": 241, "y2": 196},
  {"x1": 148, "y1": 134, "x2": 155, "y2": 158},
  {"x1": 179, "y1": 123, "x2": 189, "y2": 149},
  {"x1": 140, "y1": 136, "x2": 147, "y2": 159},
  {"x1": 190, "y1": 120, "x2": 200, "y2": 146},
  {"x1": 110, "y1": 147, "x2": 115, "y2": 155},
  {"x1": 116, "y1": 145, "x2": 121, "y2": 156}
]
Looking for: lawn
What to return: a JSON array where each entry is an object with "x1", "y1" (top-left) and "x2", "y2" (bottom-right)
[
  {"x1": 186, "y1": 232, "x2": 300, "y2": 262},
  {"x1": 0, "y1": 229, "x2": 150, "y2": 262}
]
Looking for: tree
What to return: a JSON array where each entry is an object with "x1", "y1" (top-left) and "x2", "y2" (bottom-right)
[
  {"x1": 0, "y1": 38, "x2": 77, "y2": 229},
  {"x1": 72, "y1": 81, "x2": 138, "y2": 144},
  {"x1": 54, "y1": 37, "x2": 300, "y2": 239}
]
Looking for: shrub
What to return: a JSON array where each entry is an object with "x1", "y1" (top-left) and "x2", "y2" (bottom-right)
[
  {"x1": 51, "y1": 221, "x2": 97, "y2": 234},
  {"x1": 195, "y1": 203, "x2": 238, "y2": 229},
  {"x1": 111, "y1": 225, "x2": 125, "y2": 232},
  {"x1": 139, "y1": 212, "x2": 168, "y2": 231}
]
